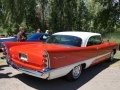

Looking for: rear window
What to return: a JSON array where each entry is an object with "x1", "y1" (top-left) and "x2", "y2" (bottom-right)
[{"x1": 46, "y1": 35, "x2": 82, "y2": 47}]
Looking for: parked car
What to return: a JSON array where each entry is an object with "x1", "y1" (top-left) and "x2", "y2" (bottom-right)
[
  {"x1": 0, "y1": 33, "x2": 50, "y2": 48},
  {"x1": 26, "y1": 33, "x2": 51, "y2": 42},
  {"x1": 0, "y1": 37, "x2": 17, "y2": 48},
  {"x1": 2, "y1": 31, "x2": 119, "y2": 81}
]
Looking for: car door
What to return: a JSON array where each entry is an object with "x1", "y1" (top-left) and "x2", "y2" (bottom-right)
[
  {"x1": 96, "y1": 42, "x2": 112, "y2": 63},
  {"x1": 86, "y1": 35, "x2": 107, "y2": 65}
]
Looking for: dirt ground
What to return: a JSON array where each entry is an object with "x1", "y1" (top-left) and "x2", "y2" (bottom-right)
[{"x1": 0, "y1": 52, "x2": 120, "y2": 90}]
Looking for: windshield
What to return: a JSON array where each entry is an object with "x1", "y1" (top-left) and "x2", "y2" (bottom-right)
[{"x1": 46, "y1": 35, "x2": 82, "y2": 47}]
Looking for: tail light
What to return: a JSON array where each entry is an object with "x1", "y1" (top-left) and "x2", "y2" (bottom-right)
[
  {"x1": 42, "y1": 50, "x2": 50, "y2": 70},
  {"x1": 1, "y1": 45, "x2": 5, "y2": 50},
  {"x1": 1, "y1": 44, "x2": 7, "y2": 55},
  {"x1": 2, "y1": 46, "x2": 7, "y2": 55}
]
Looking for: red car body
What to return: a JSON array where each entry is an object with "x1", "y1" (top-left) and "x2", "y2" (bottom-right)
[{"x1": 3, "y1": 32, "x2": 119, "y2": 80}]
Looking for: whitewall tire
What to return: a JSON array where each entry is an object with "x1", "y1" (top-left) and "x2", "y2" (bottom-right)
[{"x1": 66, "y1": 65, "x2": 82, "y2": 81}]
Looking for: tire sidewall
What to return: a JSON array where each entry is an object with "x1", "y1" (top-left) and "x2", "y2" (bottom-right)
[{"x1": 72, "y1": 65, "x2": 82, "y2": 80}]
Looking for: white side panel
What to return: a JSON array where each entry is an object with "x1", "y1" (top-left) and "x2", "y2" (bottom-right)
[{"x1": 48, "y1": 52, "x2": 110, "y2": 80}]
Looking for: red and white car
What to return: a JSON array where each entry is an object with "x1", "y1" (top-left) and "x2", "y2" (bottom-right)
[{"x1": 3, "y1": 31, "x2": 119, "y2": 81}]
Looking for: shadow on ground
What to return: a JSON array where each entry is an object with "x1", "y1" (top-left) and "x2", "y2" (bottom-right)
[
  {"x1": 9, "y1": 58, "x2": 120, "y2": 90},
  {"x1": 0, "y1": 65, "x2": 12, "y2": 78},
  {"x1": 0, "y1": 72, "x2": 12, "y2": 78},
  {"x1": 0, "y1": 65, "x2": 8, "y2": 71}
]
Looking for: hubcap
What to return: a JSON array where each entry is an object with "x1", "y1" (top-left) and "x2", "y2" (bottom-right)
[{"x1": 72, "y1": 65, "x2": 81, "y2": 79}]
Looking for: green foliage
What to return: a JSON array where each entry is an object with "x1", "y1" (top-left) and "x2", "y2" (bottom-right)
[
  {"x1": 93, "y1": 0, "x2": 120, "y2": 34},
  {"x1": 0, "y1": 0, "x2": 119, "y2": 34},
  {"x1": 103, "y1": 28, "x2": 120, "y2": 43}
]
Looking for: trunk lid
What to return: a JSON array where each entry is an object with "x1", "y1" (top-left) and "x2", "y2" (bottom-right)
[{"x1": 9, "y1": 43, "x2": 68, "y2": 71}]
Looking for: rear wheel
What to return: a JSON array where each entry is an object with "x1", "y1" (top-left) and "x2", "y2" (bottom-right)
[{"x1": 66, "y1": 65, "x2": 82, "y2": 81}]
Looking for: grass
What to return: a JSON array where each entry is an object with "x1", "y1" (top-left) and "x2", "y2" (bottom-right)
[
  {"x1": 110, "y1": 51, "x2": 120, "y2": 67},
  {"x1": 115, "y1": 51, "x2": 120, "y2": 59},
  {"x1": 103, "y1": 29, "x2": 120, "y2": 43},
  {"x1": 103, "y1": 29, "x2": 120, "y2": 60}
]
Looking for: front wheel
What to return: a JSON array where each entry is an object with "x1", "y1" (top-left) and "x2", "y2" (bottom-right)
[
  {"x1": 66, "y1": 65, "x2": 82, "y2": 81},
  {"x1": 109, "y1": 51, "x2": 115, "y2": 62}
]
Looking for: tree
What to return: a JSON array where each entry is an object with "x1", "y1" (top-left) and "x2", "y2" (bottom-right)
[
  {"x1": 49, "y1": 0, "x2": 77, "y2": 32},
  {"x1": 76, "y1": 0, "x2": 91, "y2": 31},
  {"x1": 0, "y1": 0, "x2": 119, "y2": 34},
  {"x1": 94, "y1": 0, "x2": 120, "y2": 34}
]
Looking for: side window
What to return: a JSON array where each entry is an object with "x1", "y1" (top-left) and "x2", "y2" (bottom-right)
[{"x1": 87, "y1": 36, "x2": 102, "y2": 46}]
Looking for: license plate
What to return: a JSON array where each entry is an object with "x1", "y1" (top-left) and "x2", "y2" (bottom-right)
[{"x1": 19, "y1": 53, "x2": 28, "y2": 62}]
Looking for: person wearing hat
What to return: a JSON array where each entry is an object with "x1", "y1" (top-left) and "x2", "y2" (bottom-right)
[{"x1": 17, "y1": 27, "x2": 27, "y2": 42}]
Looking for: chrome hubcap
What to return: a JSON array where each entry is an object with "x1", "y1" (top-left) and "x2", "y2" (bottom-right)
[{"x1": 72, "y1": 66, "x2": 81, "y2": 79}]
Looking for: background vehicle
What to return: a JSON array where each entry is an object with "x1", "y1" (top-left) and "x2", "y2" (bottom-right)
[
  {"x1": 0, "y1": 37, "x2": 17, "y2": 48},
  {"x1": 26, "y1": 33, "x2": 51, "y2": 42},
  {"x1": 0, "y1": 33, "x2": 50, "y2": 49}
]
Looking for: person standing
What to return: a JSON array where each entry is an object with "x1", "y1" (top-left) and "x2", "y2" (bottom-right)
[
  {"x1": 6, "y1": 33, "x2": 11, "y2": 37},
  {"x1": 45, "y1": 30, "x2": 49, "y2": 34},
  {"x1": 17, "y1": 27, "x2": 27, "y2": 42},
  {"x1": 36, "y1": 28, "x2": 42, "y2": 33}
]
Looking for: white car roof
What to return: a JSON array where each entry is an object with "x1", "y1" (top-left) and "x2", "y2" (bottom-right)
[
  {"x1": 53, "y1": 31, "x2": 101, "y2": 39},
  {"x1": 53, "y1": 31, "x2": 101, "y2": 47}
]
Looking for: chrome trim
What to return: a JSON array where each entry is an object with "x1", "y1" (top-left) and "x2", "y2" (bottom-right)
[
  {"x1": 44, "y1": 50, "x2": 51, "y2": 68},
  {"x1": 1, "y1": 42, "x2": 9, "y2": 60},
  {"x1": 7, "y1": 60, "x2": 51, "y2": 79},
  {"x1": 6, "y1": 52, "x2": 112, "y2": 80}
]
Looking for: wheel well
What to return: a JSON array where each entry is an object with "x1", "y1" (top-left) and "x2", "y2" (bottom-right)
[{"x1": 81, "y1": 63, "x2": 86, "y2": 69}]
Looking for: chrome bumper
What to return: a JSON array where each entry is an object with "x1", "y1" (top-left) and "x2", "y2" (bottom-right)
[{"x1": 7, "y1": 59, "x2": 51, "y2": 79}]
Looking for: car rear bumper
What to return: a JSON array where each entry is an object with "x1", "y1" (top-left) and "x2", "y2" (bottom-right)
[{"x1": 7, "y1": 59, "x2": 51, "y2": 79}]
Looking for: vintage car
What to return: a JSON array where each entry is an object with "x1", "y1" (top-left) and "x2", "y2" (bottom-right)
[{"x1": 2, "y1": 31, "x2": 118, "y2": 81}]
